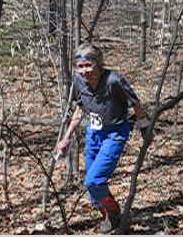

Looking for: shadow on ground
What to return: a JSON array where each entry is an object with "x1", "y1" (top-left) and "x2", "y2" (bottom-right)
[
  {"x1": 66, "y1": 192, "x2": 183, "y2": 235},
  {"x1": 128, "y1": 192, "x2": 183, "y2": 234}
]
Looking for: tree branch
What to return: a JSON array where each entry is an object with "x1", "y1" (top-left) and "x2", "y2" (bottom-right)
[
  {"x1": 158, "y1": 92, "x2": 183, "y2": 115},
  {"x1": 116, "y1": 8, "x2": 183, "y2": 234},
  {"x1": 87, "y1": 0, "x2": 106, "y2": 41},
  {"x1": 3, "y1": 124, "x2": 70, "y2": 234}
]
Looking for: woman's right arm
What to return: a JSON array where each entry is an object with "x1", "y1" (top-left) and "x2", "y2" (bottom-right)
[{"x1": 56, "y1": 105, "x2": 83, "y2": 154}]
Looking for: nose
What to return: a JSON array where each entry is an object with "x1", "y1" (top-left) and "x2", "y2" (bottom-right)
[{"x1": 81, "y1": 70, "x2": 90, "y2": 77}]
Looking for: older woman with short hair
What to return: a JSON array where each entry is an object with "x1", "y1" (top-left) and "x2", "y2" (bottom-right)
[{"x1": 56, "y1": 42, "x2": 150, "y2": 233}]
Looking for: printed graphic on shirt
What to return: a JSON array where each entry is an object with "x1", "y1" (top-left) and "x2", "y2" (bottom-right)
[{"x1": 90, "y1": 112, "x2": 103, "y2": 130}]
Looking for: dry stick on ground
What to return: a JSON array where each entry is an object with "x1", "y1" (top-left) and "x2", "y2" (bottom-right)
[
  {"x1": 3, "y1": 124, "x2": 70, "y2": 234},
  {"x1": 116, "y1": 8, "x2": 183, "y2": 234}
]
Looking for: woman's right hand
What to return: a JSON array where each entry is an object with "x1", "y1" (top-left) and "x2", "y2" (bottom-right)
[{"x1": 56, "y1": 137, "x2": 71, "y2": 155}]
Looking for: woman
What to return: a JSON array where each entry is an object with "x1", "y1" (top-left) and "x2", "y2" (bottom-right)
[{"x1": 56, "y1": 43, "x2": 150, "y2": 233}]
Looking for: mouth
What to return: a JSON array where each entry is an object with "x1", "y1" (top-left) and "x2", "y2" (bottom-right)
[{"x1": 82, "y1": 73, "x2": 96, "y2": 81}]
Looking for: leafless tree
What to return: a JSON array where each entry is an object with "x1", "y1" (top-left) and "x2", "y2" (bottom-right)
[
  {"x1": 49, "y1": 0, "x2": 57, "y2": 36},
  {"x1": 87, "y1": 0, "x2": 106, "y2": 42},
  {"x1": 0, "y1": 0, "x2": 3, "y2": 20},
  {"x1": 0, "y1": 86, "x2": 11, "y2": 207},
  {"x1": 139, "y1": 0, "x2": 147, "y2": 63},
  {"x1": 75, "y1": 0, "x2": 85, "y2": 47},
  {"x1": 174, "y1": 59, "x2": 183, "y2": 135},
  {"x1": 116, "y1": 8, "x2": 183, "y2": 234}
]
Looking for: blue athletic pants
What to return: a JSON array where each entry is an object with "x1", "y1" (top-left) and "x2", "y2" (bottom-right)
[{"x1": 84, "y1": 121, "x2": 131, "y2": 208}]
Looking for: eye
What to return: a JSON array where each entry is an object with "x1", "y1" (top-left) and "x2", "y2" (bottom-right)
[
  {"x1": 77, "y1": 63, "x2": 93, "y2": 68},
  {"x1": 77, "y1": 64, "x2": 84, "y2": 68},
  {"x1": 85, "y1": 63, "x2": 92, "y2": 67}
]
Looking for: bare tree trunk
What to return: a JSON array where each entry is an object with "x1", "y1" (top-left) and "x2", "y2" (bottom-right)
[
  {"x1": 42, "y1": 0, "x2": 71, "y2": 212},
  {"x1": 49, "y1": 0, "x2": 57, "y2": 36},
  {"x1": 0, "y1": 0, "x2": 3, "y2": 20},
  {"x1": 174, "y1": 60, "x2": 183, "y2": 135},
  {"x1": 61, "y1": 0, "x2": 71, "y2": 97},
  {"x1": 139, "y1": 0, "x2": 147, "y2": 63},
  {"x1": 0, "y1": 139, "x2": 11, "y2": 207},
  {"x1": 42, "y1": 158, "x2": 56, "y2": 212},
  {"x1": 67, "y1": 132, "x2": 80, "y2": 182},
  {"x1": 60, "y1": 0, "x2": 80, "y2": 182},
  {"x1": 4, "y1": 124, "x2": 69, "y2": 233},
  {"x1": 69, "y1": 0, "x2": 80, "y2": 180},
  {"x1": 69, "y1": 0, "x2": 74, "y2": 72},
  {"x1": 0, "y1": 87, "x2": 11, "y2": 207},
  {"x1": 149, "y1": 1, "x2": 154, "y2": 31},
  {"x1": 2, "y1": 153, "x2": 8, "y2": 201},
  {"x1": 116, "y1": 8, "x2": 183, "y2": 234},
  {"x1": 87, "y1": 0, "x2": 106, "y2": 42},
  {"x1": 75, "y1": 0, "x2": 84, "y2": 48}
]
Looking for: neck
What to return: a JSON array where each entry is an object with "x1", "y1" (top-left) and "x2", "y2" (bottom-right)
[{"x1": 89, "y1": 78, "x2": 99, "y2": 90}]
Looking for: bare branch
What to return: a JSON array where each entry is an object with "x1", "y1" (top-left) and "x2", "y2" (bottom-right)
[
  {"x1": 116, "y1": 8, "x2": 183, "y2": 234},
  {"x1": 155, "y1": 8, "x2": 183, "y2": 107},
  {"x1": 87, "y1": 0, "x2": 106, "y2": 41},
  {"x1": 158, "y1": 92, "x2": 183, "y2": 115},
  {"x1": 42, "y1": 83, "x2": 75, "y2": 212},
  {"x1": 3, "y1": 124, "x2": 70, "y2": 234},
  {"x1": 0, "y1": 0, "x2": 3, "y2": 20}
]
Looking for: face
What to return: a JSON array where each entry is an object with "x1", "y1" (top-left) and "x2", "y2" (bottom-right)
[{"x1": 75, "y1": 60, "x2": 100, "y2": 84}]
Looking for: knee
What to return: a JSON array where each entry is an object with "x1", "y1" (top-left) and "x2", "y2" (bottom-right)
[{"x1": 84, "y1": 174, "x2": 96, "y2": 188}]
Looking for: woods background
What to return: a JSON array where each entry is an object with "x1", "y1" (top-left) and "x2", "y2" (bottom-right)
[{"x1": 0, "y1": 0, "x2": 183, "y2": 234}]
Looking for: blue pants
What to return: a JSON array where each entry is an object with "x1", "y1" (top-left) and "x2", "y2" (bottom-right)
[{"x1": 84, "y1": 121, "x2": 131, "y2": 208}]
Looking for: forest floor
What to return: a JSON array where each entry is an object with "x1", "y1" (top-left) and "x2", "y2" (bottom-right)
[{"x1": 0, "y1": 2, "x2": 183, "y2": 235}]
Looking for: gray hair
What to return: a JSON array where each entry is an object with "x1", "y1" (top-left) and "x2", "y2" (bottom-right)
[{"x1": 74, "y1": 43, "x2": 103, "y2": 66}]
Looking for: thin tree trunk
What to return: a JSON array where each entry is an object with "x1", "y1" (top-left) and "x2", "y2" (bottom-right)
[
  {"x1": 174, "y1": 60, "x2": 183, "y2": 135},
  {"x1": 49, "y1": 0, "x2": 57, "y2": 36},
  {"x1": 1, "y1": 139, "x2": 11, "y2": 206},
  {"x1": 42, "y1": 158, "x2": 56, "y2": 212},
  {"x1": 69, "y1": 0, "x2": 74, "y2": 72},
  {"x1": 88, "y1": 0, "x2": 106, "y2": 42},
  {"x1": 139, "y1": 0, "x2": 147, "y2": 63},
  {"x1": 42, "y1": 84, "x2": 74, "y2": 212},
  {"x1": 61, "y1": 0, "x2": 70, "y2": 97},
  {"x1": 149, "y1": 1, "x2": 154, "y2": 32},
  {"x1": 116, "y1": 8, "x2": 183, "y2": 234},
  {"x1": 75, "y1": 0, "x2": 84, "y2": 48},
  {"x1": 5, "y1": 124, "x2": 69, "y2": 233},
  {"x1": 0, "y1": 0, "x2": 3, "y2": 20},
  {"x1": 42, "y1": 0, "x2": 71, "y2": 212}
]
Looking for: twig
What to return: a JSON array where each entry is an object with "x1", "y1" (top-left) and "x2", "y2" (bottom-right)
[
  {"x1": 32, "y1": 0, "x2": 63, "y2": 107},
  {"x1": 158, "y1": 92, "x2": 183, "y2": 115},
  {"x1": 116, "y1": 8, "x2": 183, "y2": 234},
  {"x1": 155, "y1": 9, "x2": 183, "y2": 107},
  {"x1": 67, "y1": 188, "x2": 87, "y2": 222},
  {"x1": 3, "y1": 124, "x2": 70, "y2": 234},
  {"x1": 42, "y1": 83, "x2": 74, "y2": 212},
  {"x1": 87, "y1": 0, "x2": 106, "y2": 41}
]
